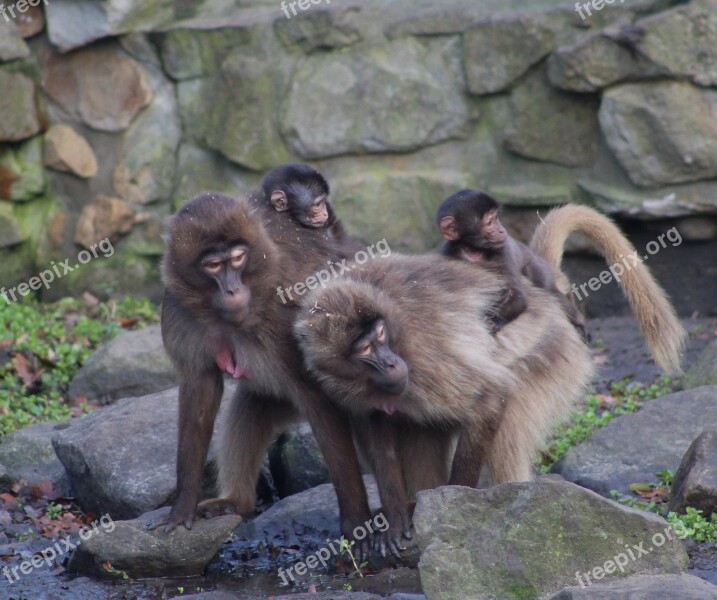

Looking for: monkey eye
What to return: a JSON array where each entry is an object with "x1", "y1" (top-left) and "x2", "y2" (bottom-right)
[
  {"x1": 229, "y1": 248, "x2": 247, "y2": 269},
  {"x1": 356, "y1": 343, "x2": 372, "y2": 357},
  {"x1": 203, "y1": 261, "x2": 222, "y2": 274}
]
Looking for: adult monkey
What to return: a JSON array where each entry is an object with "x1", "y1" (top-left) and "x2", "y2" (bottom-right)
[
  {"x1": 294, "y1": 204, "x2": 686, "y2": 551},
  {"x1": 149, "y1": 192, "x2": 375, "y2": 558}
]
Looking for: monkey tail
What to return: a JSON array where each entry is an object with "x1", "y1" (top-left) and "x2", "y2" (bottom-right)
[{"x1": 530, "y1": 204, "x2": 687, "y2": 375}]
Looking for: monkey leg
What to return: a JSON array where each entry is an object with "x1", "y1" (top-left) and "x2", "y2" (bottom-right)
[
  {"x1": 354, "y1": 415, "x2": 413, "y2": 558},
  {"x1": 147, "y1": 370, "x2": 224, "y2": 532},
  {"x1": 400, "y1": 425, "x2": 454, "y2": 496},
  {"x1": 302, "y1": 392, "x2": 373, "y2": 562},
  {"x1": 208, "y1": 386, "x2": 298, "y2": 517}
]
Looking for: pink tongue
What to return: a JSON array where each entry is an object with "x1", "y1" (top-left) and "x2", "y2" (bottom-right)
[
  {"x1": 215, "y1": 347, "x2": 251, "y2": 379},
  {"x1": 382, "y1": 404, "x2": 396, "y2": 415},
  {"x1": 461, "y1": 247, "x2": 484, "y2": 262}
]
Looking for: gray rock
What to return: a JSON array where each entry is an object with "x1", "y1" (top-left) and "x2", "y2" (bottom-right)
[
  {"x1": 270, "y1": 423, "x2": 330, "y2": 497},
  {"x1": 52, "y1": 385, "x2": 234, "y2": 518},
  {"x1": 553, "y1": 386, "x2": 717, "y2": 497},
  {"x1": 69, "y1": 324, "x2": 177, "y2": 402},
  {"x1": 0, "y1": 460, "x2": 12, "y2": 492},
  {"x1": 504, "y1": 68, "x2": 600, "y2": 167},
  {"x1": 547, "y1": 573, "x2": 717, "y2": 599},
  {"x1": 0, "y1": 70, "x2": 40, "y2": 142},
  {"x1": 669, "y1": 428, "x2": 717, "y2": 516},
  {"x1": 682, "y1": 340, "x2": 717, "y2": 390},
  {"x1": 0, "y1": 422, "x2": 71, "y2": 495},
  {"x1": 331, "y1": 169, "x2": 472, "y2": 253},
  {"x1": 228, "y1": 476, "x2": 420, "y2": 572},
  {"x1": 464, "y1": 14, "x2": 557, "y2": 95},
  {"x1": 415, "y1": 479, "x2": 689, "y2": 600},
  {"x1": 0, "y1": 19, "x2": 30, "y2": 62},
  {"x1": 111, "y1": 57, "x2": 180, "y2": 205},
  {"x1": 67, "y1": 506, "x2": 241, "y2": 578},
  {"x1": 281, "y1": 37, "x2": 469, "y2": 159},
  {"x1": 274, "y1": 7, "x2": 362, "y2": 53},
  {"x1": 178, "y1": 42, "x2": 292, "y2": 171},
  {"x1": 600, "y1": 82, "x2": 717, "y2": 188},
  {"x1": 0, "y1": 203, "x2": 25, "y2": 248}
]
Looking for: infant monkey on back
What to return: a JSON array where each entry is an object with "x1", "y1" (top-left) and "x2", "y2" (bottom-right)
[
  {"x1": 261, "y1": 163, "x2": 361, "y2": 256},
  {"x1": 437, "y1": 189, "x2": 587, "y2": 339}
]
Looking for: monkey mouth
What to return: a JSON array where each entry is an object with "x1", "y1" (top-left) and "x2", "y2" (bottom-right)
[{"x1": 380, "y1": 403, "x2": 398, "y2": 415}]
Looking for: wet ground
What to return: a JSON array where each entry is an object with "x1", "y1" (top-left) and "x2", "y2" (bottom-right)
[{"x1": 1, "y1": 316, "x2": 716, "y2": 599}]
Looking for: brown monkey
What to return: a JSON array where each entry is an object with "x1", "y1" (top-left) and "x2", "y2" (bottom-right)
[
  {"x1": 150, "y1": 192, "x2": 375, "y2": 559},
  {"x1": 437, "y1": 189, "x2": 587, "y2": 339},
  {"x1": 296, "y1": 205, "x2": 686, "y2": 552},
  {"x1": 262, "y1": 163, "x2": 362, "y2": 257},
  {"x1": 295, "y1": 256, "x2": 544, "y2": 553}
]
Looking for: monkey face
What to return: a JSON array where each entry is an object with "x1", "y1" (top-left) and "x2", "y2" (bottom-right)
[
  {"x1": 478, "y1": 208, "x2": 507, "y2": 249},
  {"x1": 200, "y1": 244, "x2": 252, "y2": 323},
  {"x1": 351, "y1": 319, "x2": 409, "y2": 398}
]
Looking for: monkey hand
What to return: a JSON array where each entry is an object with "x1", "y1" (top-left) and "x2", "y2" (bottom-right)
[
  {"x1": 146, "y1": 495, "x2": 197, "y2": 533},
  {"x1": 373, "y1": 506, "x2": 412, "y2": 558},
  {"x1": 341, "y1": 514, "x2": 373, "y2": 564}
]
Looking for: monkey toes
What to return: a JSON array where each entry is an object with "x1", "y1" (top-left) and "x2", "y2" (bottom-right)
[{"x1": 197, "y1": 498, "x2": 243, "y2": 520}]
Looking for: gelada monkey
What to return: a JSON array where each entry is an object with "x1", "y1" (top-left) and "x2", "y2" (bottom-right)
[
  {"x1": 437, "y1": 189, "x2": 587, "y2": 339},
  {"x1": 151, "y1": 192, "x2": 375, "y2": 559},
  {"x1": 262, "y1": 163, "x2": 362, "y2": 256},
  {"x1": 295, "y1": 204, "x2": 686, "y2": 552}
]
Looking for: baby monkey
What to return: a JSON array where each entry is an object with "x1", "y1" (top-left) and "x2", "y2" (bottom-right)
[
  {"x1": 437, "y1": 189, "x2": 587, "y2": 338},
  {"x1": 262, "y1": 162, "x2": 361, "y2": 255}
]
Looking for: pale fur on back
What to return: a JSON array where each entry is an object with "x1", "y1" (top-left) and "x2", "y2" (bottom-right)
[{"x1": 531, "y1": 205, "x2": 686, "y2": 375}]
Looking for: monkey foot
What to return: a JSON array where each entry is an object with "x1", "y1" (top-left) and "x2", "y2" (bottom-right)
[{"x1": 197, "y1": 498, "x2": 243, "y2": 520}]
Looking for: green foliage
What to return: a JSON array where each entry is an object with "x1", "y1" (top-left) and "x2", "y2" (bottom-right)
[
  {"x1": 0, "y1": 296, "x2": 158, "y2": 436},
  {"x1": 667, "y1": 508, "x2": 717, "y2": 543},
  {"x1": 539, "y1": 375, "x2": 673, "y2": 473},
  {"x1": 611, "y1": 470, "x2": 717, "y2": 542}
]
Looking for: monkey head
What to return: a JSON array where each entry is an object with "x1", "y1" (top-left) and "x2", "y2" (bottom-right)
[
  {"x1": 295, "y1": 281, "x2": 409, "y2": 414},
  {"x1": 162, "y1": 192, "x2": 278, "y2": 326},
  {"x1": 437, "y1": 189, "x2": 507, "y2": 252},
  {"x1": 262, "y1": 163, "x2": 331, "y2": 229}
]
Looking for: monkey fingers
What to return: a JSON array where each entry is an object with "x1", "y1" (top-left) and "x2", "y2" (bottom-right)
[
  {"x1": 146, "y1": 495, "x2": 197, "y2": 533},
  {"x1": 373, "y1": 506, "x2": 412, "y2": 558}
]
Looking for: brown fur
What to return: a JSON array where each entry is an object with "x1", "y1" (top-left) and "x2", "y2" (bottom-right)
[{"x1": 531, "y1": 204, "x2": 686, "y2": 375}]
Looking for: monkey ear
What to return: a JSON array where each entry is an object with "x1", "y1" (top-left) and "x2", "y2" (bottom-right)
[
  {"x1": 270, "y1": 190, "x2": 289, "y2": 212},
  {"x1": 439, "y1": 216, "x2": 460, "y2": 241}
]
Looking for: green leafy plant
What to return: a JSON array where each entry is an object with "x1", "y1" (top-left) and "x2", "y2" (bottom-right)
[
  {"x1": 0, "y1": 296, "x2": 158, "y2": 436},
  {"x1": 667, "y1": 508, "x2": 717, "y2": 543},
  {"x1": 44, "y1": 502, "x2": 63, "y2": 519},
  {"x1": 539, "y1": 375, "x2": 673, "y2": 473},
  {"x1": 339, "y1": 538, "x2": 364, "y2": 579}
]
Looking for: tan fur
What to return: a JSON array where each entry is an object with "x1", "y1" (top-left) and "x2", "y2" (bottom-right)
[{"x1": 531, "y1": 205, "x2": 687, "y2": 375}]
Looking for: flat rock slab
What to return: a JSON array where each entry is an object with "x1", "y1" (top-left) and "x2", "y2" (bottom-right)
[
  {"x1": 547, "y1": 573, "x2": 717, "y2": 599},
  {"x1": 67, "y1": 506, "x2": 241, "y2": 578},
  {"x1": 415, "y1": 478, "x2": 688, "y2": 600},
  {"x1": 554, "y1": 386, "x2": 717, "y2": 497}
]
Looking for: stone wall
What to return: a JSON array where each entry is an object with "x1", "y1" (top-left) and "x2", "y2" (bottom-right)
[{"x1": 1, "y1": 0, "x2": 716, "y2": 302}]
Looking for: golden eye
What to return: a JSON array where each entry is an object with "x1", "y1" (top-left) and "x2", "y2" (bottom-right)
[
  {"x1": 357, "y1": 344, "x2": 372, "y2": 357},
  {"x1": 230, "y1": 249, "x2": 246, "y2": 269},
  {"x1": 204, "y1": 262, "x2": 222, "y2": 274}
]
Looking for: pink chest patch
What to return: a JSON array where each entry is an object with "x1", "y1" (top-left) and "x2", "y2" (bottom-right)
[
  {"x1": 215, "y1": 345, "x2": 251, "y2": 379},
  {"x1": 461, "y1": 247, "x2": 485, "y2": 263}
]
